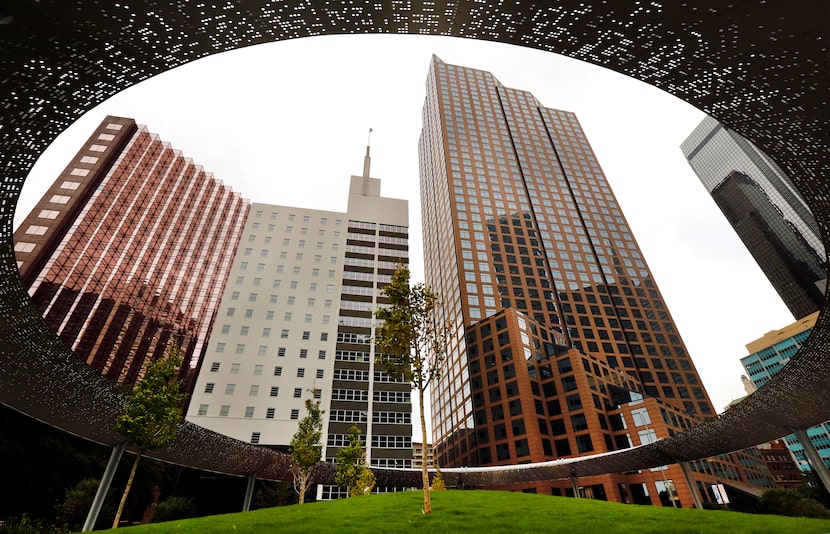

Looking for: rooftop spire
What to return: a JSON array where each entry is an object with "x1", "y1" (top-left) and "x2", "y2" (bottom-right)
[{"x1": 363, "y1": 128, "x2": 372, "y2": 178}]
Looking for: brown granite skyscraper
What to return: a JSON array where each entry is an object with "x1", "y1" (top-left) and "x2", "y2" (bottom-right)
[{"x1": 418, "y1": 57, "x2": 770, "y2": 505}]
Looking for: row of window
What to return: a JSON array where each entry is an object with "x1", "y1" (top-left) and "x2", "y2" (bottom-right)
[
  {"x1": 252, "y1": 210, "x2": 342, "y2": 226},
  {"x1": 196, "y1": 404, "x2": 303, "y2": 420},
  {"x1": 214, "y1": 343, "x2": 327, "y2": 359},
  {"x1": 203, "y1": 383, "x2": 323, "y2": 398}
]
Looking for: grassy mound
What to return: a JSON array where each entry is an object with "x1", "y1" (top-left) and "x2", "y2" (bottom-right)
[{"x1": 104, "y1": 489, "x2": 830, "y2": 533}]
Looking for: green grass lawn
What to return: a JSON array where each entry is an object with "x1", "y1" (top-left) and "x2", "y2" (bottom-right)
[{"x1": 102, "y1": 490, "x2": 830, "y2": 533}]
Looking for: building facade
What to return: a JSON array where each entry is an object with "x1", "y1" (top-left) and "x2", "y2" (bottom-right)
[
  {"x1": 186, "y1": 202, "x2": 347, "y2": 445},
  {"x1": 681, "y1": 116, "x2": 826, "y2": 320},
  {"x1": 13, "y1": 116, "x2": 248, "y2": 393},
  {"x1": 186, "y1": 148, "x2": 412, "y2": 499},
  {"x1": 418, "y1": 57, "x2": 771, "y2": 505},
  {"x1": 741, "y1": 312, "x2": 830, "y2": 473}
]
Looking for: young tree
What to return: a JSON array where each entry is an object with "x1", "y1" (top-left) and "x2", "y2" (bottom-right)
[
  {"x1": 289, "y1": 391, "x2": 324, "y2": 504},
  {"x1": 432, "y1": 464, "x2": 446, "y2": 491},
  {"x1": 375, "y1": 265, "x2": 451, "y2": 514},
  {"x1": 112, "y1": 346, "x2": 186, "y2": 528},
  {"x1": 334, "y1": 425, "x2": 374, "y2": 497}
]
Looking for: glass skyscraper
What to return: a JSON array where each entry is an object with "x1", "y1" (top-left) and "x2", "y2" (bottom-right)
[
  {"x1": 681, "y1": 116, "x2": 826, "y2": 319},
  {"x1": 418, "y1": 57, "x2": 770, "y2": 503}
]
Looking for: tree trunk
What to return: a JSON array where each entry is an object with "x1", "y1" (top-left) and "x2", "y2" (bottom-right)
[
  {"x1": 299, "y1": 472, "x2": 307, "y2": 504},
  {"x1": 419, "y1": 388, "x2": 432, "y2": 514},
  {"x1": 113, "y1": 450, "x2": 142, "y2": 528}
]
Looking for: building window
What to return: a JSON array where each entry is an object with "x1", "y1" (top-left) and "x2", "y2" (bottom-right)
[
  {"x1": 254, "y1": 364, "x2": 263, "y2": 375},
  {"x1": 318, "y1": 350, "x2": 327, "y2": 359},
  {"x1": 266, "y1": 408, "x2": 275, "y2": 419},
  {"x1": 197, "y1": 404, "x2": 208, "y2": 416},
  {"x1": 274, "y1": 366, "x2": 283, "y2": 376},
  {"x1": 225, "y1": 384, "x2": 235, "y2": 395},
  {"x1": 251, "y1": 432, "x2": 261, "y2": 444},
  {"x1": 219, "y1": 405, "x2": 230, "y2": 417},
  {"x1": 302, "y1": 331, "x2": 310, "y2": 340},
  {"x1": 281, "y1": 329, "x2": 289, "y2": 338},
  {"x1": 25, "y1": 225, "x2": 48, "y2": 235},
  {"x1": 210, "y1": 362, "x2": 220, "y2": 372},
  {"x1": 249, "y1": 385, "x2": 259, "y2": 396},
  {"x1": 245, "y1": 406, "x2": 255, "y2": 418},
  {"x1": 293, "y1": 388, "x2": 302, "y2": 398},
  {"x1": 297, "y1": 368, "x2": 305, "y2": 378},
  {"x1": 278, "y1": 347, "x2": 286, "y2": 357},
  {"x1": 230, "y1": 363, "x2": 240, "y2": 374},
  {"x1": 37, "y1": 209, "x2": 60, "y2": 219},
  {"x1": 204, "y1": 383, "x2": 214, "y2": 394},
  {"x1": 270, "y1": 387, "x2": 279, "y2": 397},
  {"x1": 291, "y1": 409, "x2": 300, "y2": 420},
  {"x1": 300, "y1": 349, "x2": 308, "y2": 358}
]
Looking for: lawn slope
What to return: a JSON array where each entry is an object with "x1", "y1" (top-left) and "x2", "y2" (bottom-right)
[{"x1": 105, "y1": 490, "x2": 830, "y2": 533}]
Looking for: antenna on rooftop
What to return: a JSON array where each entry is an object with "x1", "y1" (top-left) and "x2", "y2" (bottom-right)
[{"x1": 363, "y1": 127, "x2": 373, "y2": 177}]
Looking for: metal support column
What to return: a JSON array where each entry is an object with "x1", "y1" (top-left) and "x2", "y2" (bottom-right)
[
  {"x1": 793, "y1": 428, "x2": 830, "y2": 494},
  {"x1": 83, "y1": 442, "x2": 126, "y2": 532},
  {"x1": 242, "y1": 474, "x2": 256, "y2": 512},
  {"x1": 570, "y1": 474, "x2": 580, "y2": 498},
  {"x1": 679, "y1": 461, "x2": 703, "y2": 509}
]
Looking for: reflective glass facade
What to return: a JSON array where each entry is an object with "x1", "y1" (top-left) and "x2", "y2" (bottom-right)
[
  {"x1": 742, "y1": 312, "x2": 830, "y2": 473},
  {"x1": 681, "y1": 116, "x2": 826, "y2": 319},
  {"x1": 14, "y1": 116, "x2": 248, "y2": 394}
]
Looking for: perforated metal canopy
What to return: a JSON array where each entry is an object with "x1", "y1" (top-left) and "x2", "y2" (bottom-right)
[{"x1": 0, "y1": 0, "x2": 827, "y2": 486}]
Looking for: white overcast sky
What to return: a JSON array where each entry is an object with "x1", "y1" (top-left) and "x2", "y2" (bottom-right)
[{"x1": 16, "y1": 34, "x2": 794, "y2": 420}]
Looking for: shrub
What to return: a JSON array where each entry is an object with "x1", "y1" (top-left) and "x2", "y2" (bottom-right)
[
  {"x1": 432, "y1": 466, "x2": 446, "y2": 491},
  {"x1": 0, "y1": 515, "x2": 66, "y2": 534},
  {"x1": 758, "y1": 488, "x2": 830, "y2": 519},
  {"x1": 150, "y1": 497, "x2": 197, "y2": 523}
]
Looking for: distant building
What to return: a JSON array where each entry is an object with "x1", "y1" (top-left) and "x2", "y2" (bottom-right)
[
  {"x1": 13, "y1": 116, "x2": 248, "y2": 394},
  {"x1": 756, "y1": 440, "x2": 804, "y2": 489},
  {"x1": 413, "y1": 442, "x2": 434, "y2": 469},
  {"x1": 418, "y1": 57, "x2": 772, "y2": 506},
  {"x1": 742, "y1": 312, "x2": 830, "y2": 472},
  {"x1": 681, "y1": 116, "x2": 826, "y2": 319}
]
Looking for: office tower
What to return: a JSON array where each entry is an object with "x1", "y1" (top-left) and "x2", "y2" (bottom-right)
[
  {"x1": 742, "y1": 312, "x2": 830, "y2": 473},
  {"x1": 13, "y1": 116, "x2": 248, "y2": 393},
  {"x1": 418, "y1": 57, "x2": 771, "y2": 504},
  {"x1": 681, "y1": 116, "x2": 826, "y2": 319},
  {"x1": 187, "y1": 147, "x2": 412, "y2": 498}
]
